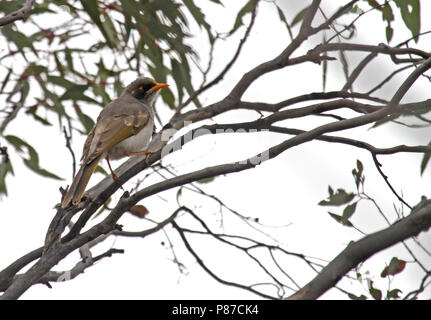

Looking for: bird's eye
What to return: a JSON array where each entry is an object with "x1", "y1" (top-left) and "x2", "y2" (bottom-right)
[{"x1": 139, "y1": 86, "x2": 144, "y2": 91}]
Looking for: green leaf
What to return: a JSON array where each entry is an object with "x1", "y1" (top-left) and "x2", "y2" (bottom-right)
[
  {"x1": 79, "y1": 0, "x2": 115, "y2": 48},
  {"x1": 328, "y1": 212, "x2": 353, "y2": 227},
  {"x1": 420, "y1": 141, "x2": 431, "y2": 175},
  {"x1": 92, "y1": 83, "x2": 111, "y2": 104},
  {"x1": 338, "y1": 49, "x2": 349, "y2": 82},
  {"x1": 322, "y1": 35, "x2": 328, "y2": 91},
  {"x1": 0, "y1": 0, "x2": 25, "y2": 15},
  {"x1": 75, "y1": 107, "x2": 95, "y2": 134},
  {"x1": 369, "y1": 281, "x2": 382, "y2": 300},
  {"x1": 182, "y1": 0, "x2": 214, "y2": 43},
  {"x1": 1, "y1": 68, "x2": 12, "y2": 93},
  {"x1": 1, "y1": 25, "x2": 35, "y2": 51},
  {"x1": 94, "y1": 165, "x2": 108, "y2": 176},
  {"x1": 319, "y1": 188, "x2": 355, "y2": 206},
  {"x1": 161, "y1": 87, "x2": 176, "y2": 110},
  {"x1": 393, "y1": 0, "x2": 420, "y2": 41},
  {"x1": 291, "y1": 5, "x2": 309, "y2": 27},
  {"x1": 381, "y1": 257, "x2": 407, "y2": 277},
  {"x1": 386, "y1": 25, "x2": 394, "y2": 42},
  {"x1": 369, "y1": 287, "x2": 382, "y2": 300},
  {"x1": 348, "y1": 293, "x2": 367, "y2": 300},
  {"x1": 197, "y1": 177, "x2": 215, "y2": 184},
  {"x1": 0, "y1": 150, "x2": 14, "y2": 196},
  {"x1": 229, "y1": 0, "x2": 255, "y2": 35},
  {"x1": 47, "y1": 75, "x2": 76, "y2": 89},
  {"x1": 171, "y1": 58, "x2": 200, "y2": 108},
  {"x1": 342, "y1": 202, "x2": 357, "y2": 220},
  {"x1": 381, "y1": 3, "x2": 394, "y2": 22},
  {"x1": 25, "y1": 107, "x2": 52, "y2": 126},
  {"x1": 5, "y1": 135, "x2": 63, "y2": 180},
  {"x1": 61, "y1": 85, "x2": 98, "y2": 104},
  {"x1": 61, "y1": 47, "x2": 74, "y2": 73},
  {"x1": 101, "y1": 12, "x2": 119, "y2": 47},
  {"x1": 365, "y1": 0, "x2": 381, "y2": 9},
  {"x1": 352, "y1": 159, "x2": 364, "y2": 188},
  {"x1": 387, "y1": 289, "x2": 402, "y2": 299}
]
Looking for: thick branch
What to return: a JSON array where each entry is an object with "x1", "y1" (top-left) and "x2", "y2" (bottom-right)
[
  {"x1": 0, "y1": 0, "x2": 35, "y2": 27},
  {"x1": 289, "y1": 201, "x2": 431, "y2": 300}
]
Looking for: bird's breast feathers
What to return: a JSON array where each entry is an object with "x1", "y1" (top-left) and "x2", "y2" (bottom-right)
[{"x1": 107, "y1": 118, "x2": 154, "y2": 160}]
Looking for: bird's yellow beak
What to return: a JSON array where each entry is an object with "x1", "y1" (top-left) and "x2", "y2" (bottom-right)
[{"x1": 148, "y1": 83, "x2": 169, "y2": 92}]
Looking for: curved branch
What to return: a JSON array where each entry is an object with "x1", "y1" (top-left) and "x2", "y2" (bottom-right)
[
  {"x1": 0, "y1": 0, "x2": 35, "y2": 27},
  {"x1": 289, "y1": 201, "x2": 431, "y2": 300}
]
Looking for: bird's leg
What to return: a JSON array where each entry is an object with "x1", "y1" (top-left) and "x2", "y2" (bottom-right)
[
  {"x1": 124, "y1": 150, "x2": 154, "y2": 165},
  {"x1": 105, "y1": 155, "x2": 118, "y2": 180}
]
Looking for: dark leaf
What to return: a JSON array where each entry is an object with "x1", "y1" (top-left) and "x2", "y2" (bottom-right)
[
  {"x1": 61, "y1": 85, "x2": 98, "y2": 104},
  {"x1": 291, "y1": 5, "x2": 309, "y2": 27},
  {"x1": 1, "y1": 68, "x2": 12, "y2": 93},
  {"x1": 348, "y1": 293, "x2": 367, "y2": 300},
  {"x1": 198, "y1": 177, "x2": 215, "y2": 184},
  {"x1": 387, "y1": 289, "x2": 402, "y2": 299},
  {"x1": 25, "y1": 107, "x2": 52, "y2": 126},
  {"x1": 229, "y1": 0, "x2": 255, "y2": 35},
  {"x1": 393, "y1": 0, "x2": 420, "y2": 41},
  {"x1": 47, "y1": 75, "x2": 76, "y2": 89},
  {"x1": 338, "y1": 49, "x2": 349, "y2": 82},
  {"x1": 75, "y1": 107, "x2": 95, "y2": 134},
  {"x1": 365, "y1": 0, "x2": 381, "y2": 9},
  {"x1": 182, "y1": 0, "x2": 214, "y2": 43},
  {"x1": 381, "y1": 3, "x2": 394, "y2": 22},
  {"x1": 322, "y1": 35, "x2": 327, "y2": 91},
  {"x1": 342, "y1": 202, "x2": 357, "y2": 220},
  {"x1": 386, "y1": 24, "x2": 394, "y2": 42},
  {"x1": 5, "y1": 135, "x2": 63, "y2": 180},
  {"x1": 352, "y1": 159, "x2": 364, "y2": 188},
  {"x1": 381, "y1": 257, "x2": 407, "y2": 277},
  {"x1": 0, "y1": 155, "x2": 14, "y2": 196},
  {"x1": 79, "y1": 0, "x2": 115, "y2": 48},
  {"x1": 274, "y1": 4, "x2": 293, "y2": 38},
  {"x1": 160, "y1": 87, "x2": 176, "y2": 110},
  {"x1": 369, "y1": 281, "x2": 382, "y2": 300},
  {"x1": 328, "y1": 212, "x2": 353, "y2": 227},
  {"x1": 420, "y1": 140, "x2": 431, "y2": 175},
  {"x1": 128, "y1": 204, "x2": 149, "y2": 218},
  {"x1": 94, "y1": 165, "x2": 108, "y2": 176},
  {"x1": 319, "y1": 188, "x2": 355, "y2": 206},
  {"x1": 1, "y1": 25, "x2": 35, "y2": 53}
]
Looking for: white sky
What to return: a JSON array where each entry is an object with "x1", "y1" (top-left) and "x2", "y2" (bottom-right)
[{"x1": 1, "y1": 0, "x2": 431, "y2": 299}]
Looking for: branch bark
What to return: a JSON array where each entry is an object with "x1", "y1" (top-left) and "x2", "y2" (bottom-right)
[
  {"x1": 0, "y1": 0, "x2": 35, "y2": 27},
  {"x1": 289, "y1": 201, "x2": 431, "y2": 300}
]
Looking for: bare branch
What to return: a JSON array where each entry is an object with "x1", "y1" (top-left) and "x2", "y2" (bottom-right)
[
  {"x1": 0, "y1": 0, "x2": 35, "y2": 27},
  {"x1": 289, "y1": 201, "x2": 431, "y2": 300}
]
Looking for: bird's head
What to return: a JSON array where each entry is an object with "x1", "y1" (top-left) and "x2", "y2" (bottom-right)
[{"x1": 125, "y1": 77, "x2": 169, "y2": 106}]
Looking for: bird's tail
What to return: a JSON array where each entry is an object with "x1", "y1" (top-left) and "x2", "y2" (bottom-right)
[{"x1": 61, "y1": 157, "x2": 101, "y2": 208}]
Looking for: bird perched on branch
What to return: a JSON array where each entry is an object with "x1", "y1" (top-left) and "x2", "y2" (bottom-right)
[{"x1": 61, "y1": 77, "x2": 168, "y2": 208}]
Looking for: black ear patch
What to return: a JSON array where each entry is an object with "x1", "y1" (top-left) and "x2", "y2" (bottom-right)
[
  {"x1": 139, "y1": 83, "x2": 155, "y2": 93},
  {"x1": 133, "y1": 82, "x2": 155, "y2": 100}
]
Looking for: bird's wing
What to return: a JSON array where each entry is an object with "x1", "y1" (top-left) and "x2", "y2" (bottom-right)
[{"x1": 82, "y1": 109, "x2": 150, "y2": 164}]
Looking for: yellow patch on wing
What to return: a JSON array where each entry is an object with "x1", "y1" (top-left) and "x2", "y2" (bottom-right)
[{"x1": 83, "y1": 112, "x2": 149, "y2": 164}]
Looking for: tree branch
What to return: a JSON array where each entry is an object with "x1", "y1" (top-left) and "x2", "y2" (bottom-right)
[
  {"x1": 289, "y1": 201, "x2": 431, "y2": 300},
  {"x1": 0, "y1": 0, "x2": 35, "y2": 27}
]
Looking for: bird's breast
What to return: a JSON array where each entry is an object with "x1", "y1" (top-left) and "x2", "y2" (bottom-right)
[{"x1": 107, "y1": 121, "x2": 154, "y2": 160}]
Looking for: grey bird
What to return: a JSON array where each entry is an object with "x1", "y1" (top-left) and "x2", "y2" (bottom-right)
[{"x1": 61, "y1": 77, "x2": 168, "y2": 208}]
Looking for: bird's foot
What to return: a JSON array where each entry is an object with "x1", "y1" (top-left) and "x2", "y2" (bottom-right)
[{"x1": 124, "y1": 150, "x2": 155, "y2": 165}]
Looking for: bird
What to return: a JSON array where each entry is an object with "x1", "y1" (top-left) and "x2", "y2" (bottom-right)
[{"x1": 61, "y1": 77, "x2": 169, "y2": 208}]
